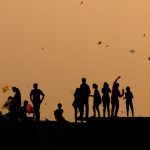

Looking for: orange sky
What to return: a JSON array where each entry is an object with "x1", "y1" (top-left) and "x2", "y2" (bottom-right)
[{"x1": 0, "y1": 0, "x2": 149, "y2": 121}]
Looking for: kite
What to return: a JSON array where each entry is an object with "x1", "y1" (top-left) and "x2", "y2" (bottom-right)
[
  {"x1": 129, "y1": 49, "x2": 135, "y2": 53},
  {"x1": 2, "y1": 85, "x2": 9, "y2": 93},
  {"x1": 106, "y1": 45, "x2": 109, "y2": 47},
  {"x1": 143, "y1": 33, "x2": 146, "y2": 37},
  {"x1": 98, "y1": 41, "x2": 102, "y2": 45},
  {"x1": 80, "y1": 1, "x2": 83, "y2": 4},
  {"x1": 41, "y1": 47, "x2": 44, "y2": 50},
  {"x1": 148, "y1": 57, "x2": 150, "y2": 60}
]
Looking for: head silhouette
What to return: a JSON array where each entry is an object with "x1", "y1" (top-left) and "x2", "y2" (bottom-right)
[
  {"x1": 114, "y1": 83, "x2": 119, "y2": 89},
  {"x1": 92, "y1": 83, "x2": 98, "y2": 89},
  {"x1": 33, "y1": 83, "x2": 38, "y2": 89},
  {"x1": 12, "y1": 87, "x2": 18, "y2": 92},
  {"x1": 126, "y1": 86, "x2": 130, "y2": 91},
  {"x1": 23, "y1": 100, "x2": 28, "y2": 107},
  {"x1": 8, "y1": 96, "x2": 13, "y2": 100},
  {"x1": 104, "y1": 82, "x2": 109, "y2": 88},
  {"x1": 58, "y1": 103, "x2": 62, "y2": 109},
  {"x1": 82, "y1": 78, "x2": 86, "y2": 83}
]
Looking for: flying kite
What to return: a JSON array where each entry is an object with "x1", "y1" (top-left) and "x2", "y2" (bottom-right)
[
  {"x1": 80, "y1": 1, "x2": 83, "y2": 4},
  {"x1": 129, "y1": 49, "x2": 135, "y2": 53},
  {"x1": 98, "y1": 41, "x2": 102, "y2": 45},
  {"x1": 2, "y1": 85, "x2": 9, "y2": 93}
]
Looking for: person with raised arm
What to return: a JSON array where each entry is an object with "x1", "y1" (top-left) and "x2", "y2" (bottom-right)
[{"x1": 111, "y1": 76, "x2": 124, "y2": 117}]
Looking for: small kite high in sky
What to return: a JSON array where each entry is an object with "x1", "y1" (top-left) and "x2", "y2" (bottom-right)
[
  {"x1": 143, "y1": 33, "x2": 146, "y2": 37},
  {"x1": 148, "y1": 57, "x2": 150, "y2": 60},
  {"x1": 98, "y1": 41, "x2": 102, "y2": 45},
  {"x1": 41, "y1": 47, "x2": 44, "y2": 50},
  {"x1": 129, "y1": 49, "x2": 135, "y2": 53},
  {"x1": 80, "y1": 1, "x2": 83, "y2": 4},
  {"x1": 2, "y1": 85, "x2": 9, "y2": 93}
]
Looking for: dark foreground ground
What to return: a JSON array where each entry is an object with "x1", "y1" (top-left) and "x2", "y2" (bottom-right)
[{"x1": 0, "y1": 117, "x2": 150, "y2": 150}]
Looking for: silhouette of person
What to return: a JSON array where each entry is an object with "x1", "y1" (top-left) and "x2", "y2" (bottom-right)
[
  {"x1": 0, "y1": 111, "x2": 9, "y2": 120},
  {"x1": 20, "y1": 100, "x2": 28, "y2": 121},
  {"x1": 30, "y1": 83, "x2": 45, "y2": 121},
  {"x1": 80, "y1": 78, "x2": 91, "y2": 120},
  {"x1": 2, "y1": 96, "x2": 18, "y2": 120},
  {"x1": 72, "y1": 88, "x2": 84, "y2": 123},
  {"x1": 54, "y1": 103, "x2": 67, "y2": 123},
  {"x1": 11, "y1": 87, "x2": 21, "y2": 121},
  {"x1": 102, "y1": 82, "x2": 111, "y2": 117},
  {"x1": 124, "y1": 86, "x2": 134, "y2": 117},
  {"x1": 111, "y1": 76, "x2": 124, "y2": 117},
  {"x1": 90, "y1": 83, "x2": 101, "y2": 117}
]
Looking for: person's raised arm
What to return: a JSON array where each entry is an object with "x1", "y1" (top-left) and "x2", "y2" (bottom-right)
[{"x1": 114, "y1": 76, "x2": 121, "y2": 84}]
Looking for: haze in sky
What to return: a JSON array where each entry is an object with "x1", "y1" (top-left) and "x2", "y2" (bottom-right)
[{"x1": 0, "y1": 0, "x2": 149, "y2": 121}]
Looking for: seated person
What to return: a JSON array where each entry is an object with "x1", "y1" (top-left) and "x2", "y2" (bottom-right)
[
  {"x1": 20, "y1": 100, "x2": 33, "y2": 121},
  {"x1": 54, "y1": 103, "x2": 67, "y2": 123}
]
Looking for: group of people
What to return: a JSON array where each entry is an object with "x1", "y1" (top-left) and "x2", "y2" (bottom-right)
[
  {"x1": 1, "y1": 83, "x2": 45, "y2": 121},
  {"x1": 0, "y1": 76, "x2": 134, "y2": 123},
  {"x1": 73, "y1": 76, "x2": 134, "y2": 123}
]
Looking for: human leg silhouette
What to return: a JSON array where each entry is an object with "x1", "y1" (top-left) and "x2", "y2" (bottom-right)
[
  {"x1": 96, "y1": 106, "x2": 100, "y2": 117},
  {"x1": 103, "y1": 103, "x2": 106, "y2": 117},
  {"x1": 34, "y1": 103, "x2": 40, "y2": 121},
  {"x1": 111, "y1": 103, "x2": 115, "y2": 117},
  {"x1": 115, "y1": 101, "x2": 119, "y2": 117},
  {"x1": 74, "y1": 106, "x2": 78, "y2": 122},
  {"x1": 79, "y1": 105, "x2": 84, "y2": 123},
  {"x1": 106, "y1": 102, "x2": 110, "y2": 117},
  {"x1": 129, "y1": 102, "x2": 134, "y2": 117},
  {"x1": 126, "y1": 102, "x2": 129, "y2": 117},
  {"x1": 85, "y1": 101, "x2": 89, "y2": 119}
]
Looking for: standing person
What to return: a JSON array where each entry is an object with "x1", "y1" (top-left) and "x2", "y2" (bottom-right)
[
  {"x1": 72, "y1": 88, "x2": 83, "y2": 123},
  {"x1": 12, "y1": 87, "x2": 21, "y2": 121},
  {"x1": 91, "y1": 83, "x2": 101, "y2": 118},
  {"x1": 102, "y1": 82, "x2": 111, "y2": 117},
  {"x1": 111, "y1": 76, "x2": 124, "y2": 117},
  {"x1": 80, "y1": 78, "x2": 91, "y2": 120},
  {"x1": 124, "y1": 86, "x2": 134, "y2": 117},
  {"x1": 30, "y1": 83, "x2": 45, "y2": 121}
]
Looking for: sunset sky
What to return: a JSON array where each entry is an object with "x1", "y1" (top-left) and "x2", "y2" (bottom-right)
[{"x1": 0, "y1": 0, "x2": 149, "y2": 121}]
